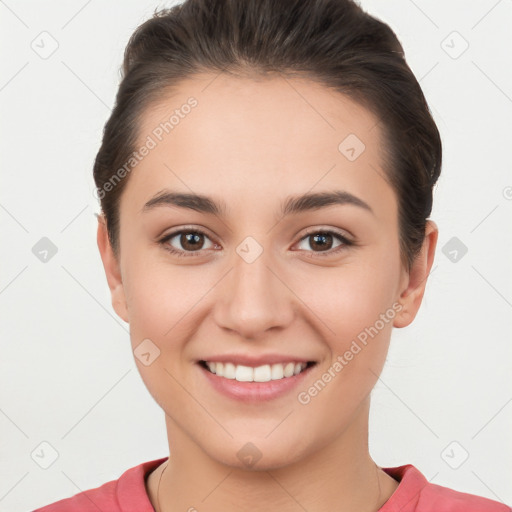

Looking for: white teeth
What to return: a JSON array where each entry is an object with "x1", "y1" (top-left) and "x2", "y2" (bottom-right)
[
  {"x1": 270, "y1": 363, "x2": 284, "y2": 380},
  {"x1": 223, "y1": 362, "x2": 236, "y2": 379},
  {"x1": 253, "y1": 364, "x2": 271, "y2": 382},
  {"x1": 235, "y1": 365, "x2": 253, "y2": 382},
  {"x1": 205, "y1": 361, "x2": 309, "y2": 382},
  {"x1": 283, "y1": 362, "x2": 295, "y2": 378}
]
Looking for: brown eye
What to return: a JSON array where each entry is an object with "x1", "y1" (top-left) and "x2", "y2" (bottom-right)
[
  {"x1": 160, "y1": 229, "x2": 216, "y2": 256},
  {"x1": 295, "y1": 229, "x2": 352, "y2": 256},
  {"x1": 178, "y1": 232, "x2": 205, "y2": 251},
  {"x1": 308, "y1": 232, "x2": 335, "y2": 251}
]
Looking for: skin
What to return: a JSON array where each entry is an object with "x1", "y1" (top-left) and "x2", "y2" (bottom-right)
[{"x1": 97, "y1": 72, "x2": 438, "y2": 512}]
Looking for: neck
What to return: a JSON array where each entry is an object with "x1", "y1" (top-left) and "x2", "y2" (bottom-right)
[{"x1": 151, "y1": 397, "x2": 399, "y2": 512}]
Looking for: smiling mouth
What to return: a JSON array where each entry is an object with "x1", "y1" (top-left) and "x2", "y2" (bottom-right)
[{"x1": 199, "y1": 360, "x2": 316, "y2": 382}]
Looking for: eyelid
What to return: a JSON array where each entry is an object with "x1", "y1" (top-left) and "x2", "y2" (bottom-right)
[
  {"x1": 298, "y1": 226, "x2": 353, "y2": 243},
  {"x1": 158, "y1": 226, "x2": 218, "y2": 257},
  {"x1": 159, "y1": 225, "x2": 354, "y2": 257},
  {"x1": 293, "y1": 227, "x2": 353, "y2": 257}
]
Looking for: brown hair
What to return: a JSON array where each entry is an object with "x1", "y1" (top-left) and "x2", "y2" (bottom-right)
[{"x1": 93, "y1": 0, "x2": 442, "y2": 271}]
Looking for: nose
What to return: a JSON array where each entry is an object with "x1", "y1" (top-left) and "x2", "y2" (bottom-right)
[{"x1": 213, "y1": 244, "x2": 295, "y2": 339}]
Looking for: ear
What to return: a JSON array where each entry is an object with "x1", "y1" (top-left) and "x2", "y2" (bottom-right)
[
  {"x1": 393, "y1": 220, "x2": 438, "y2": 328},
  {"x1": 96, "y1": 213, "x2": 129, "y2": 323}
]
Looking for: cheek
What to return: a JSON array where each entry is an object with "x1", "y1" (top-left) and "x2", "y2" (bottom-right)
[
  {"x1": 293, "y1": 269, "x2": 396, "y2": 429},
  {"x1": 122, "y1": 251, "x2": 196, "y2": 338},
  {"x1": 291, "y1": 258, "x2": 398, "y2": 401},
  {"x1": 294, "y1": 260, "x2": 398, "y2": 344},
  {"x1": 122, "y1": 262, "x2": 199, "y2": 411}
]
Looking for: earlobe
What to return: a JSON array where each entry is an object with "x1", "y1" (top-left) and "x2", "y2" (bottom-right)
[
  {"x1": 393, "y1": 220, "x2": 438, "y2": 328},
  {"x1": 96, "y1": 213, "x2": 129, "y2": 323}
]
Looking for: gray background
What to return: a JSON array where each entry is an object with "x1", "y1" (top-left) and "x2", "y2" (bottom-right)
[{"x1": 1, "y1": 1, "x2": 511, "y2": 511}]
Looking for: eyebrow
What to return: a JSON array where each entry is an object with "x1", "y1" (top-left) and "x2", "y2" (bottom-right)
[{"x1": 141, "y1": 189, "x2": 374, "y2": 217}]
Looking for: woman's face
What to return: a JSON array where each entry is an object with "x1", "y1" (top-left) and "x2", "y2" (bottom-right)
[{"x1": 98, "y1": 72, "x2": 436, "y2": 469}]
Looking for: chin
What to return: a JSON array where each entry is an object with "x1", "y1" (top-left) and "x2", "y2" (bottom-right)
[{"x1": 203, "y1": 435, "x2": 313, "y2": 472}]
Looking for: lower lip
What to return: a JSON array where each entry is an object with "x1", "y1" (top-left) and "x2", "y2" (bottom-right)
[{"x1": 198, "y1": 363, "x2": 315, "y2": 403}]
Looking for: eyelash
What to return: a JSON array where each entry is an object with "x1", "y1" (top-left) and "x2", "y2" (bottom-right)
[{"x1": 158, "y1": 227, "x2": 354, "y2": 259}]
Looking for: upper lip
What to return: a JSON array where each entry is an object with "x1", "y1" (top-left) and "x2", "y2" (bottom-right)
[{"x1": 198, "y1": 354, "x2": 316, "y2": 367}]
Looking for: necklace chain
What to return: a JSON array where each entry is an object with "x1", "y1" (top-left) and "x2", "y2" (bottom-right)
[
  {"x1": 156, "y1": 460, "x2": 169, "y2": 512},
  {"x1": 156, "y1": 459, "x2": 382, "y2": 512}
]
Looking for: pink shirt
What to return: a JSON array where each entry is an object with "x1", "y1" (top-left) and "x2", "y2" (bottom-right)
[{"x1": 33, "y1": 456, "x2": 511, "y2": 511}]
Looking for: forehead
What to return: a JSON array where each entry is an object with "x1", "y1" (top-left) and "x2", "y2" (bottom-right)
[
  {"x1": 122, "y1": 72, "x2": 395, "y2": 221},
  {"x1": 138, "y1": 71, "x2": 382, "y2": 149}
]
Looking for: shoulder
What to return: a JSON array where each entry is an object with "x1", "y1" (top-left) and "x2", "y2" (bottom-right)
[
  {"x1": 381, "y1": 464, "x2": 511, "y2": 512},
  {"x1": 419, "y1": 480, "x2": 511, "y2": 511},
  {"x1": 32, "y1": 457, "x2": 168, "y2": 512},
  {"x1": 33, "y1": 478, "x2": 118, "y2": 512}
]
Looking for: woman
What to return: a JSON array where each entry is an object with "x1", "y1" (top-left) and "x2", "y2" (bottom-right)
[{"x1": 34, "y1": 0, "x2": 510, "y2": 510}]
